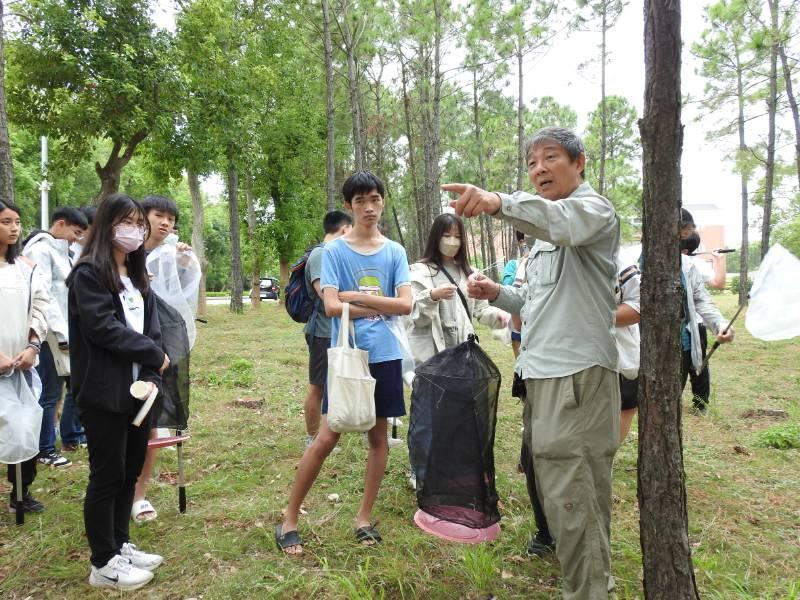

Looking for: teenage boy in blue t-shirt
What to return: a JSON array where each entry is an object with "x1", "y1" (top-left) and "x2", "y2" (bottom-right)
[{"x1": 276, "y1": 171, "x2": 412, "y2": 555}]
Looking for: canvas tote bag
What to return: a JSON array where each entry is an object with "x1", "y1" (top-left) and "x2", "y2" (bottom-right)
[{"x1": 327, "y1": 302, "x2": 376, "y2": 433}]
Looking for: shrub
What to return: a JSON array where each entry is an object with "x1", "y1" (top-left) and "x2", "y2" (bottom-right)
[
  {"x1": 728, "y1": 275, "x2": 753, "y2": 295},
  {"x1": 754, "y1": 424, "x2": 800, "y2": 449}
]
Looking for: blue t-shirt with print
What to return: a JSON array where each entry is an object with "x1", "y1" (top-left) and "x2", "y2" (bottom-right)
[{"x1": 320, "y1": 237, "x2": 410, "y2": 363}]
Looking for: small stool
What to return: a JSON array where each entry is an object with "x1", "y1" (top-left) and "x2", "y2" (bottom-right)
[{"x1": 148, "y1": 431, "x2": 191, "y2": 513}]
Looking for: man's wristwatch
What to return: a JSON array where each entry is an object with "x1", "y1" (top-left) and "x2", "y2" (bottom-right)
[{"x1": 27, "y1": 340, "x2": 41, "y2": 353}]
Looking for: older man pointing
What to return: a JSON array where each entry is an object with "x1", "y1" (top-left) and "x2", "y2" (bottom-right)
[{"x1": 443, "y1": 127, "x2": 620, "y2": 600}]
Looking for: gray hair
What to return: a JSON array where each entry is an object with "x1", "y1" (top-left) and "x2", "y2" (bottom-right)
[
  {"x1": 523, "y1": 127, "x2": 586, "y2": 179},
  {"x1": 523, "y1": 127, "x2": 586, "y2": 163}
]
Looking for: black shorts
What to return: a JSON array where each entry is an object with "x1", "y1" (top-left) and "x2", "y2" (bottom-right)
[
  {"x1": 619, "y1": 374, "x2": 639, "y2": 411},
  {"x1": 322, "y1": 359, "x2": 406, "y2": 419},
  {"x1": 306, "y1": 334, "x2": 330, "y2": 386}
]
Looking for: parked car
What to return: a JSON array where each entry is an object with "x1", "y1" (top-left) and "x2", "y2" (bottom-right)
[{"x1": 259, "y1": 276, "x2": 280, "y2": 300}]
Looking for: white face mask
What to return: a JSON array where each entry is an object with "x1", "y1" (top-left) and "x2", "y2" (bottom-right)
[{"x1": 439, "y1": 238, "x2": 461, "y2": 258}]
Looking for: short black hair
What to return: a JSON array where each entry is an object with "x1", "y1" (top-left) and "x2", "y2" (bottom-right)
[
  {"x1": 141, "y1": 195, "x2": 179, "y2": 224},
  {"x1": 515, "y1": 230, "x2": 525, "y2": 242},
  {"x1": 342, "y1": 171, "x2": 385, "y2": 204},
  {"x1": 51, "y1": 206, "x2": 88, "y2": 229},
  {"x1": 80, "y1": 204, "x2": 97, "y2": 226},
  {"x1": 0, "y1": 200, "x2": 21, "y2": 263},
  {"x1": 683, "y1": 230, "x2": 701, "y2": 254},
  {"x1": 323, "y1": 209, "x2": 353, "y2": 234},
  {"x1": 680, "y1": 208, "x2": 695, "y2": 229}
]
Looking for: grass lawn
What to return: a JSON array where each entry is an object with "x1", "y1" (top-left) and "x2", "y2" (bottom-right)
[{"x1": 1, "y1": 293, "x2": 798, "y2": 599}]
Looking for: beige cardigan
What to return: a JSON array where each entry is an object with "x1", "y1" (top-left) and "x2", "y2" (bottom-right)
[{"x1": 406, "y1": 261, "x2": 506, "y2": 368}]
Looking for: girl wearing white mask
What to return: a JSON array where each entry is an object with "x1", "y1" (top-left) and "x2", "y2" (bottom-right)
[
  {"x1": 66, "y1": 194, "x2": 169, "y2": 591},
  {"x1": 406, "y1": 213, "x2": 509, "y2": 370}
]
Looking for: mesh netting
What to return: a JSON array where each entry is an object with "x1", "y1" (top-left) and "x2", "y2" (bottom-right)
[
  {"x1": 153, "y1": 296, "x2": 190, "y2": 430},
  {"x1": 408, "y1": 335, "x2": 501, "y2": 528}
]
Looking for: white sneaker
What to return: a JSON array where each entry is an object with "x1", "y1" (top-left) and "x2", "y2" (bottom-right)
[
  {"x1": 89, "y1": 555, "x2": 154, "y2": 590},
  {"x1": 120, "y1": 542, "x2": 163, "y2": 571},
  {"x1": 387, "y1": 435, "x2": 405, "y2": 448}
]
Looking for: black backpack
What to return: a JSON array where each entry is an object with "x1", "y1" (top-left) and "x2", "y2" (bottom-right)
[{"x1": 284, "y1": 244, "x2": 322, "y2": 323}]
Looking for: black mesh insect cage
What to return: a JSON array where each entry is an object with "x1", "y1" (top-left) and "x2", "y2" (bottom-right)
[
  {"x1": 153, "y1": 296, "x2": 190, "y2": 430},
  {"x1": 408, "y1": 335, "x2": 501, "y2": 528}
]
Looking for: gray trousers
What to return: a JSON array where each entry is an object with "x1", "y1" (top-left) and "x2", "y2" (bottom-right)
[{"x1": 525, "y1": 366, "x2": 620, "y2": 600}]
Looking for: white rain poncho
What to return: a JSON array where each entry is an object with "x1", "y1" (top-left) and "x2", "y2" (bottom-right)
[
  {"x1": 0, "y1": 369, "x2": 43, "y2": 464},
  {"x1": 745, "y1": 244, "x2": 800, "y2": 341},
  {"x1": 146, "y1": 234, "x2": 201, "y2": 349}
]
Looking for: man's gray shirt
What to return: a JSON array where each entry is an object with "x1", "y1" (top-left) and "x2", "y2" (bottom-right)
[
  {"x1": 303, "y1": 244, "x2": 331, "y2": 338},
  {"x1": 491, "y1": 182, "x2": 620, "y2": 379}
]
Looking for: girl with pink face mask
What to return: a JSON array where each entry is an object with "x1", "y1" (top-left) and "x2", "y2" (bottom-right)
[
  {"x1": 404, "y1": 213, "x2": 510, "y2": 488},
  {"x1": 66, "y1": 194, "x2": 170, "y2": 591}
]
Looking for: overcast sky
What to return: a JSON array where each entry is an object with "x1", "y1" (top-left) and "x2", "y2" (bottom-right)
[{"x1": 513, "y1": 1, "x2": 787, "y2": 245}]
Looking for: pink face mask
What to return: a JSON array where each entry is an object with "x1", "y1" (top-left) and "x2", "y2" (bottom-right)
[{"x1": 112, "y1": 224, "x2": 144, "y2": 253}]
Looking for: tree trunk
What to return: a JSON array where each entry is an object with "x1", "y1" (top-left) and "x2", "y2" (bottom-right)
[
  {"x1": 400, "y1": 56, "x2": 423, "y2": 259},
  {"x1": 736, "y1": 48, "x2": 750, "y2": 307},
  {"x1": 638, "y1": 1, "x2": 700, "y2": 598},
  {"x1": 419, "y1": 0, "x2": 444, "y2": 246},
  {"x1": 188, "y1": 170, "x2": 208, "y2": 319},
  {"x1": 516, "y1": 43, "x2": 525, "y2": 192},
  {"x1": 761, "y1": 0, "x2": 778, "y2": 260},
  {"x1": 227, "y1": 161, "x2": 244, "y2": 314},
  {"x1": 598, "y1": 4, "x2": 607, "y2": 196},
  {"x1": 391, "y1": 204, "x2": 405, "y2": 247},
  {"x1": 93, "y1": 129, "x2": 148, "y2": 203},
  {"x1": 778, "y1": 43, "x2": 800, "y2": 189},
  {"x1": 322, "y1": 0, "x2": 337, "y2": 210},
  {"x1": 245, "y1": 174, "x2": 261, "y2": 311},
  {"x1": 0, "y1": 1, "x2": 15, "y2": 204},
  {"x1": 339, "y1": 1, "x2": 364, "y2": 171}
]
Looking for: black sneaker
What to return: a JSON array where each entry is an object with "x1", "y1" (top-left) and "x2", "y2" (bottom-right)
[
  {"x1": 526, "y1": 532, "x2": 555, "y2": 557},
  {"x1": 9, "y1": 492, "x2": 46, "y2": 514},
  {"x1": 37, "y1": 451, "x2": 71, "y2": 467}
]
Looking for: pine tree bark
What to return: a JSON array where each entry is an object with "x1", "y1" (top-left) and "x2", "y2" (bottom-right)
[
  {"x1": 735, "y1": 46, "x2": 750, "y2": 307},
  {"x1": 188, "y1": 170, "x2": 208, "y2": 319},
  {"x1": 400, "y1": 56, "x2": 423, "y2": 259},
  {"x1": 337, "y1": 0, "x2": 365, "y2": 171},
  {"x1": 227, "y1": 160, "x2": 244, "y2": 314},
  {"x1": 0, "y1": 1, "x2": 15, "y2": 205},
  {"x1": 322, "y1": 0, "x2": 337, "y2": 210},
  {"x1": 778, "y1": 43, "x2": 800, "y2": 189},
  {"x1": 638, "y1": 1, "x2": 700, "y2": 597},
  {"x1": 245, "y1": 174, "x2": 261, "y2": 310},
  {"x1": 761, "y1": 0, "x2": 778, "y2": 260},
  {"x1": 598, "y1": 3, "x2": 608, "y2": 196},
  {"x1": 516, "y1": 41, "x2": 525, "y2": 192}
]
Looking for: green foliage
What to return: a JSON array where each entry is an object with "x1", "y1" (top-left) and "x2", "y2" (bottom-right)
[
  {"x1": 6, "y1": 0, "x2": 179, "y2": 181},
  {"x1": 725, "y1": 241, "x2": 763, "y2": 273},
  {"x1": 728, "y1": 275, "x2": 753, "y2": 295},
  {"x1": 224, "y1": 357, "x2": 255, "y2": 387},
  {"x1": 584, "y1": 95, "x2": 641, "y2": 234},
  {"x1": 753, "y1": 424, "x2": 800, "y2": 449},
  {"x1": 773, "y1": 213, "x2": 800, "y2": 258}
]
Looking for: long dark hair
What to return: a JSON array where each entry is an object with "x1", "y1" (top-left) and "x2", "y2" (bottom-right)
[
  {"x1": 420, "y1": 213, "x2": 472, "y2": 277},
  {"x1": 68, "y1": 194, "x2": 150, "y2": 293},
  {"x1": 0, "y1": 200, "x2": 21, "y2": 263}
]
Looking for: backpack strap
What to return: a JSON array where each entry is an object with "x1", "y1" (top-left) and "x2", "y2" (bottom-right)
[
  {"x1": 430, "y1": 264, "x2": 472, "y2": 321},
  {"x1": 618, "y1": 264, "x2": 640, "y2": 288}
]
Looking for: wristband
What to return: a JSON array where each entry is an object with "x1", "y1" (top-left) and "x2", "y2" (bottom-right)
[{"x1": 27, "y1": 341, "x2": 41, "y2": 354}]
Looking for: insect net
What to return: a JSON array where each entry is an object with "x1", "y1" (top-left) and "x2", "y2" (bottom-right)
[
  {"x1": 153, "y1": 296, "x2": 190, "y2": 430},
  {"x1": 408, "y1": 335, "x2": 501, "y2": 528}
]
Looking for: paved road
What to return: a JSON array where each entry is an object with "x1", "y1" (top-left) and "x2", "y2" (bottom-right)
[{"x1": 206, "y1": 296, "x2": 280, "y2": 306}]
